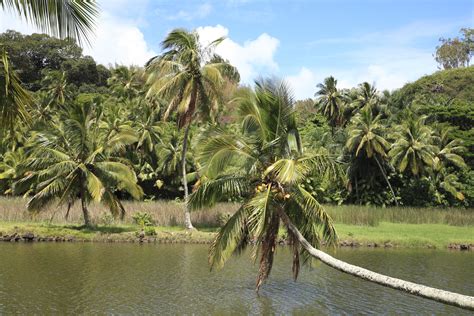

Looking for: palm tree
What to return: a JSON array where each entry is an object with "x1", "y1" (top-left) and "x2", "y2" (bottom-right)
[
  {"x1": 389, "y1": 116, "x2": 437, "y2": 177},
  {"x1": 346, "y1": 108, "x2": 398, "y2": 205},
  {"x1": 0, "y1": 49, "x2": 32, "y2": 131},
  {"x1": 433, "y1": 126, "x2": 467, "y2": 169},
  {"x1": 146, "y1": 28, "x2": 237, "y2": 230},
  {"x1": 315, "y1": 76, "x2": 345, "y2": 133},
  {"x1": 352, "y1": 82, "x2": 378, "y2": 111},
  {"x1": 19, "y1": 102, "x2": 143, "y2": 226},
  {"x1": 190, "y1": 78, "x2": 339, "y2": 290},
  {"x1": 189, "y1": 78, "x2": 474, "y2": 310},
  {"x1": 0, "y1": 0, "x2": 98, "y2": 130}
]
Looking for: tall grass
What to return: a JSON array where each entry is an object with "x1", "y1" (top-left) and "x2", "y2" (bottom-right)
[
  {"x1": 0, "y1": 197, "x2": 239, "y2": 227},
  {"x1": 0, "y1": 197, "x2": 472, "y2": 227},
  {"x1": 324, "y1": 204, "x2": 474, "y2": 226}
]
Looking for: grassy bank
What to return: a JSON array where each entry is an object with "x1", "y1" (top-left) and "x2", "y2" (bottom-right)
[{"x1": 0, "y1": 197, "x2": 472, "y2": 248}]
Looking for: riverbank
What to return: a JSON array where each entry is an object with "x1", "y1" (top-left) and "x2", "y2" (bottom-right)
[{"x1": 1, "y1": 221, "x2": 472, "y2": 250}]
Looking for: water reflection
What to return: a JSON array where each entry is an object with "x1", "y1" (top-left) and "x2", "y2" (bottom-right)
[{"x1": 0, "y1": 243, "x2": 472, "y2": 315}]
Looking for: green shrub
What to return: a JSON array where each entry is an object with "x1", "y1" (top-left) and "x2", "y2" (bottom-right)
[{"x1": 132, "y1": 212, "x2": 154, "y2": 227}]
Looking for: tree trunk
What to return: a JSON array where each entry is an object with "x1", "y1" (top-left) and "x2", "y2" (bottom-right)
[
  {"x1": 181, "y1": 124, "x2": 194, "y2": 230},
  {"x1": 278, "y1": 209, "x2": 474, "y2": 311},
  {"x1": 65, "y1": 202, "x2": 72, "y2": 221},
  {"x1": 80, "y1": 187, "x2": 91, "y2": 227},
  {"x1": 374, "y1": 156, "x2": 398, "y2": 206}
]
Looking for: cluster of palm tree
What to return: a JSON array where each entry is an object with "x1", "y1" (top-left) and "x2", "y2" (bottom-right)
[
  {"x1": 1, "y1": 1, "x2": 474, "y2": 308},
  {"x1": 313, "y1": 78, "x2": 467, "y2": 206}
]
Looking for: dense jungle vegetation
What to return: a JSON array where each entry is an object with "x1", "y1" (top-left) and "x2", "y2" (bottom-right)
[{"x1": 0, "y1": 29, "x2": 473, "y2": 228}]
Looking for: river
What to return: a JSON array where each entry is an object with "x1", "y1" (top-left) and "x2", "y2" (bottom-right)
[{"x1": 0, "y1": 243, "x2": 472, "y2": 315}]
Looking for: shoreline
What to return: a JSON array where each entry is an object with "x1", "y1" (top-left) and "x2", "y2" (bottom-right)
[{"x1": 0, "y1": 222, "x2": 472, "y2": 250}]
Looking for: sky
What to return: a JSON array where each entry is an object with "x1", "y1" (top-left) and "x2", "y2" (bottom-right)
[{"x1": 0, "y1": 0, "x2": 472, "y2": 99}]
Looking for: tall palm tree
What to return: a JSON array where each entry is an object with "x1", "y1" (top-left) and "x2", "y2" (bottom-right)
[
  {"x1": 189, "y1": 78, "x2": 474, "y2": 310},
  {"x1": 146, "y1": 28, "x2": 237, "y2": 230},
  {"x1": 315, "y1": 76, "x2": 345, "y2": 133},
  {"x1": 190, "y1": 78, "x2": 339, "y2": 290},
  {"x1": 346, "y1": 108, "x2": 398, "y2": 205},
  {"x1": 389, "y1": 116, "x2": 437, "y2": 177},
  {"x1": 18, "y1": 102, "x2": 143, "y2": 226}
]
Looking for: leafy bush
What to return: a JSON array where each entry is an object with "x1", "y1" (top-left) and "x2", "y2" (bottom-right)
[{"x1": 132, "y1": 212, "x2": 154, "y2": 227}]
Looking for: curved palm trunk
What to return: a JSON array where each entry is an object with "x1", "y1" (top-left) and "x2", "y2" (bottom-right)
[
  {"x1": 181, "y1": 124, "x2": 194, "y2": 230},
  {"x1": 278, "y1": 209, "x2": 474, "y2": 311},
  {"x1": 374, "y1": 156, "x2": 398, "y2": 206}
]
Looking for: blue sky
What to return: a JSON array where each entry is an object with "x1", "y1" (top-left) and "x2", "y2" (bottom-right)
[{"x1": 0, "y1": 0, "x2": 472, "y2": 98}]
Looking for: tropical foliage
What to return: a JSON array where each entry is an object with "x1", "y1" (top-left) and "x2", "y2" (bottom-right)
[
  {"x1": 189, "y1": 79, "x2": 339, "y2": 290},
  {"x1": 0, "y1": 28, "x2": 472, "y2": 229}
]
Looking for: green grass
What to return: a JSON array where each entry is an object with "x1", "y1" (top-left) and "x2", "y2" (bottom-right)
[
  {"x1": 0, "y1": 197, "x2": 472, "y2": 248},
  {"x1": 1, "y1": 221, "x2": 472, "y2": 249},
  {"x1": 335, "y1": 222, "x2": 474, "y2": 248}
]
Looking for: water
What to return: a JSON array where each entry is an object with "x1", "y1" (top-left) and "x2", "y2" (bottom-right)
[{"x1": 0, "y1": 243, "x2": 472, "y2": 315}]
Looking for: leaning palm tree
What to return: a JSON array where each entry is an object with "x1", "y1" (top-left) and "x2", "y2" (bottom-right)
[
  {"x1": 346, "y1": 108, "x2": 398, "y2": 205},
  {"x1": 315, "y1": 76, "x2": 345, "y2": 133},
  {"x1": 18, "y1": 102, "x2": 143, "y2": 226},
  {"x1": 146, "y1": 28, "x2": 238, "y2": 230},
  {"x1": 190, "y1": 78, "x2": 340, "y2": 290},
  {"x1": 189, "y1": 78, "x2": 474, "y2": 310},
  {"x1": 389, "y1": 116, "x2": 437, "y2": 177}
]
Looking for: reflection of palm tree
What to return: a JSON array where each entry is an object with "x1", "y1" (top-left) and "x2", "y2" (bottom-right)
[
  {"x1": 146, "y1": 28, "x2": 237, "y2": 230},
  {"x1": 346, "y1": 108, "x2": 397, "y2": 205}
]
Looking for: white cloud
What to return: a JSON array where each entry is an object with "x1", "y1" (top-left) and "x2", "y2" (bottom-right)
[
  {"x1": 0, "y1": 10, "x2": 41, "y2": 34},
  {"x1": 286, "y1": 68, "x2": 318, "y2": 100},
  {"x1": 83, "y1": 12, "x2": 156, "y2": 66},
  {"x1": 0, "y1": 6, "x2": 156, "y2": 67},
  {"x1": 196, "y1": 25, "x2": 279, "y2": 83}
]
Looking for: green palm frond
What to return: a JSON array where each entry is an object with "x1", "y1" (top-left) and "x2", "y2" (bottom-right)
[
  {"x1": 0, "y1": 0, "x2": 98, "y2": 46},
  {"x1": 209, "y1": 206, "x2": 250, "y2": 269},
  {"x1": 0, "y1": 49, "x2": 32, "y2": 131},
  {"x1": 188, "y1": 175, "x2": 249, "y2": 210}
]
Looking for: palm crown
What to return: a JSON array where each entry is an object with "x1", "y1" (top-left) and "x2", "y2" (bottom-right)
[
  {"x1": 189, "y1": 78, "x2": 339, "y2": 291},
  {"x1": 18, "y1": 101, "x2": 143, "y2": 226}
]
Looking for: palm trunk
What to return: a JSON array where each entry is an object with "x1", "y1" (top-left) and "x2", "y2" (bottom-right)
[
  {"x1": 278, "y1": 209, "x2": 474, "y2": 311},
  {"x1": 374, "y1": 156, "x2": 398, "y2": 206},
  {"x1": 80, "y1": 185, "x2": 91, "y2": 227},
  {"x1": 65, "y1": 201, "x2": 72, "y2": 220},
  {"x1": 181, "y1": 124, "x2": 194, "y2": 230}
]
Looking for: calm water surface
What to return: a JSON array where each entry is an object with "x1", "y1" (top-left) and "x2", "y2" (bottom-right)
[{"x1": 0, "y1": 243, "x2": 472, "y2": 315}]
